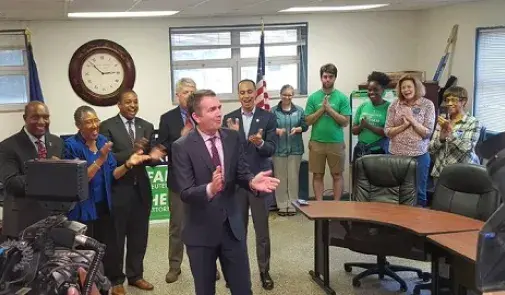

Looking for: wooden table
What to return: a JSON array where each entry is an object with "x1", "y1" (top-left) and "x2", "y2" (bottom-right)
[
  {"x1": 428, "y1": 231, "x2": 479, "y2": 261},
  {"x1": 428, "y1": 231, "x2": 479, "y2": 294},
  {"x1": 294, "y1": 201, "x2": 484, "y2": 295},
  {"x1": 428, "y1": 231, "x2": 505, "y2": 295}
]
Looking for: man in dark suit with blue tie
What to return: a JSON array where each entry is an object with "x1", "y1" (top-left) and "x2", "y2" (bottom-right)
[
  {"x1": 223, "y1": 79, "x2": 277, "y2": 290},
  {"x1": 171, "y1": 89, "x2": 280, "y2": 295}
]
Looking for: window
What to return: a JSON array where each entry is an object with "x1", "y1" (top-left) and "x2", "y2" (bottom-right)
[
  {"x1": 474, "y1": 27, "x2": 505, "y2": 133},
  {"x1": 169, "y1": 23, "x2": 308, "y2": 101},
  {"x1": 0, "y1": 48, "x2": 29, "y2": 109}
]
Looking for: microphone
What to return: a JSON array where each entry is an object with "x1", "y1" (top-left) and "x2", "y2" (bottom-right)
[
  {"x1": 49, "y1": 228, "x2": 106, "y2": 295},
  {"x1": 49, "y1": 228, "x2": 98, "y2": 249}
]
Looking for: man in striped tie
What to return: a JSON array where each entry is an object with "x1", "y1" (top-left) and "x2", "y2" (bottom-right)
[
  {"x1": 0, "y1": 101, "x2": 64, "y2": 238},
  {"x1": 99, "y1": 90, "x2": 163, "y2": 295},
  {"x1": 171, "y1": 89, "x2": 280, "y2": 295}
]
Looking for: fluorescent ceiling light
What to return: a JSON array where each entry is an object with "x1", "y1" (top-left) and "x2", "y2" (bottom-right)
[
  {"x1": 279, "y1": 4, "x2": 390, "y2": 12},
  {"x1": 68, "y1": 11, "x2": 179, "y2": 18}
]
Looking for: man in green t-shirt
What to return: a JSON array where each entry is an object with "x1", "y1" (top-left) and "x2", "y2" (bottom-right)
[{"x1": 305, "y1": 63, "x2": 352, "y2": 201}]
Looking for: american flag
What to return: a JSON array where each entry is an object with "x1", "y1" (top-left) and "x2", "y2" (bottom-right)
[{"x1": 255, "y1": 25, "x2": 270, "y2": 110}]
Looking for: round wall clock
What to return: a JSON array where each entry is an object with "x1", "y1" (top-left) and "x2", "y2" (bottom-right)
[{"x1": 68, "y1": 39, "x2": 136, "y2": 106}]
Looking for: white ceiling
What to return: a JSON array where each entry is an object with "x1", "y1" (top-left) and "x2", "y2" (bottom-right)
[{"x1": 0, "y1": 0, "x2": 481, "y2": 20}]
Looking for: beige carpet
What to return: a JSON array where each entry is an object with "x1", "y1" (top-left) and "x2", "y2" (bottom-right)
[{"x1": 123, "y1": 213, "x2": 430, "y2": 295}]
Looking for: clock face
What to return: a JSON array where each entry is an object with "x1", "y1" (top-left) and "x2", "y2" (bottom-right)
[
  {"x1": 81, "y1": 53, "x2": 125, "y2": 95},
  {"x1": 69, "y1": 39, "x2": 136, "y2": 106}
]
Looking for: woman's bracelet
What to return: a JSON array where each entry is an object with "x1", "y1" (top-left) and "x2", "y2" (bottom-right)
[{"x1": 92, "y1": 161, "x2": 101, "y2": 169}]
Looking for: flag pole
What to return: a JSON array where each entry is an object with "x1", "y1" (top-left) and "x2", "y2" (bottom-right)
[{"x1": 261, "y1": 17, "x2": 264, "y2": 33}]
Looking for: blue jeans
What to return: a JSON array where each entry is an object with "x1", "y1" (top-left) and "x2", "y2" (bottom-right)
[{"x1": 415, "y1": 152, "x2": 431, "y2": 207}]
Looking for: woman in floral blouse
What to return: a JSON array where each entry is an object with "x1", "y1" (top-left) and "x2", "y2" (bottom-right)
[
  {"x1": 429, "y1": 86, "x2": 481, "y2": 184},
  {"x1": 384, "y1": 75, "x2": 436, "y2": 207}
]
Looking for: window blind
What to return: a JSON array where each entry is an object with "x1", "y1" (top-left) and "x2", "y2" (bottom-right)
[{"x1": 475, "y1": 27, "x2": 505, "y2": 133}]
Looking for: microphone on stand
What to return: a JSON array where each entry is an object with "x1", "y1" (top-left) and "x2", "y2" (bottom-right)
[{"x1": 49, "y1": 228, "x2": 107, "y2": 295}]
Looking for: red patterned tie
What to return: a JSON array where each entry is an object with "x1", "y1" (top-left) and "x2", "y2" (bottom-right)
[
  {"x1": 36, "y1": 139, "x2": 47, "y2": 159},
  {"x1": 208, "y1": 137, "x2": 221, "y2": 168}
]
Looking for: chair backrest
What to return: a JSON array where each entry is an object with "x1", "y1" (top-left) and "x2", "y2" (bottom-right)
[
  {"x1": 353, "y1": 154, "x2": 417, "y2": 205},
  {"x1": 0, "y1": 181, "x2": 4, "y2": 207},
  {"x1": 432, "y1": 163, "x2": 501, "y2": 221},
  {"x1": 478, "y1": 125, "x2": 487, "y2": 164}
]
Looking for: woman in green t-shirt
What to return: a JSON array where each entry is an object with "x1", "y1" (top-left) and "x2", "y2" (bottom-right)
[{"x1": 351, "y1": 71, "x2": 391, "y2": 161}]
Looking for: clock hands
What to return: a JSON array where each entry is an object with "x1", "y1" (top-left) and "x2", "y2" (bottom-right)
[{"x1": 90, "y1": 62, "x2": 105, "y2": 75}]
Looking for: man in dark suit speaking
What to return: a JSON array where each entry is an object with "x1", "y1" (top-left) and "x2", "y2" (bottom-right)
[
  {"x1": 171, "y1": 89, "x2": 280, "y2": 295},
  {"x1": 0, "y1": 101, "x2": 63, "y2": 238}
]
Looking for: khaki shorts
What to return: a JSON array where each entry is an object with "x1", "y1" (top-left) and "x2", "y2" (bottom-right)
[{"x1": 308, "y1": 141, "x2": 346, "y2": 174}]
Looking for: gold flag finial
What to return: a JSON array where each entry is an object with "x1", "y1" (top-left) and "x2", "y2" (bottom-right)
[{"x1": 24, "y1": 27, "x2": 32, "y2": 43}]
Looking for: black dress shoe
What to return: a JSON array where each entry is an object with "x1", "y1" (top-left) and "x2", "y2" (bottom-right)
[{"x1": 260, "y1": 272, "x2": 274, "y2": 290}]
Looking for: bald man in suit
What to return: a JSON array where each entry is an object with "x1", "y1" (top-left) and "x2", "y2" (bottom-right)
[{"x1": 0, "y1": 102, "x2": 63, "y2": 238}]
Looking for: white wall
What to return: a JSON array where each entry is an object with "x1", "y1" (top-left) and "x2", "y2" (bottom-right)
[
  {"x1": 417, "y1": 0, "x2": 505, "y2": 111},
  {"x1": 0, "y1": 11, "x2": 420, "y2": 195}
]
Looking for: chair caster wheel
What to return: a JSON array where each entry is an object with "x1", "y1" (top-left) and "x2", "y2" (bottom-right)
[
  {"x1": 344, "y1": 265, "x2": 352, "y2": 272},
  {"x1": 421, "y1": 272, "x2": 431, "y2": 282},
  {"x1": 352, "y1": 280, "x2": 361, "y2": 288}
]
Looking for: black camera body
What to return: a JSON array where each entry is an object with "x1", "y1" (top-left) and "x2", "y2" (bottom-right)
[{"x1": 0, "y1": 160, "x2": 110, "y2": 295}]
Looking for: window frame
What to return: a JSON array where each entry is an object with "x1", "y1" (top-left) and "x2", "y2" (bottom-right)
[
  {"x1": 473, "y1": 26, "x2": 505, "y2": 136},
  {"x1": 169, "y1": 22, "x2": 308, "y2": 102},
  {"x1": 0, "y1": 46, "x2": 30, "y2": 111}
]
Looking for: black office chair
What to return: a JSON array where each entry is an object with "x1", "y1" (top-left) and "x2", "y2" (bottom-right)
[
  {"x1": 478, "y1": 125, "x2": 487, "y2": 164},
  {"x1": 413, "y1": 163, "x2": 501, "y2": 295},
  {"x1": 0, "y1": 181, "x2": 4, "y2": 207},
  {"x1": 330, "y1": 154, "x2": 427, "y2": 291}
]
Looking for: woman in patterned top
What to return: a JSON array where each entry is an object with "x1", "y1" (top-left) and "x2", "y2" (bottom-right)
[
  {"x1": 384, "y1": 75, "x2": 436, "y2": 207},
  {"x1": 429, "y1": 86, "x2": 482, "y2": 184}
]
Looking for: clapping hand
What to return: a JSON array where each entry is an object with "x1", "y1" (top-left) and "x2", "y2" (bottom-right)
[
  {"x1": 209, "y1": 166, "x2": 224, "y2": 197},
  {"x1": 250, "y1": 170, "x2": 280, "y2": 193},
  {"x1": 126, "y1": 150, "x2": 151, "y2": 167},
  {"x1": 99, "y1": 142, "x2": 113, "y2": 159},
  {"x1": 289, "y1": 127, "x2": 302, "y2": 136},
  {"x1": 226, "y1": 118, "x2": 240, "y2": 131},
  {"x1": 437, "y1": 116, "x2": 451, "y2": 129},
  {"x1": 437, "y1": 116, "x2": 452, "y2": 139},
  {"x1": 403, "y1": 108, "x2": 416, "y2": 125},
  {"x1": 322, "y1": 95, "x2": 330, "y2": 111},
  {"x1": 134, "y1": 138, "x2": 149, "y2": 153},
  {"x1": 360, "y1": 117, "x2": 369, "y2": 129},
  {"x1": 181, "y1": 118, "x2": 194, "y2": 136},
  {"x1": 248, "y1": 129, "x2": 263, "y2": 146},
  {"x1": 149, "y1": 144, "x2": 167, "y2": 162},
  {"x1": 276, "y1": 128, "x2": 286, "y2": 136}
]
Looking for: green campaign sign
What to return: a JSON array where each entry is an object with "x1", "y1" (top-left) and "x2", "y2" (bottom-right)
[{"x1": 146, "y1": 165, "x2": 170, "y2": 222}]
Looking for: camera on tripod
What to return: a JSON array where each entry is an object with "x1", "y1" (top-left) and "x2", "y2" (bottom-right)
[{"x1": 0, "y1": 159, "x2": 110, "y2": 295}]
